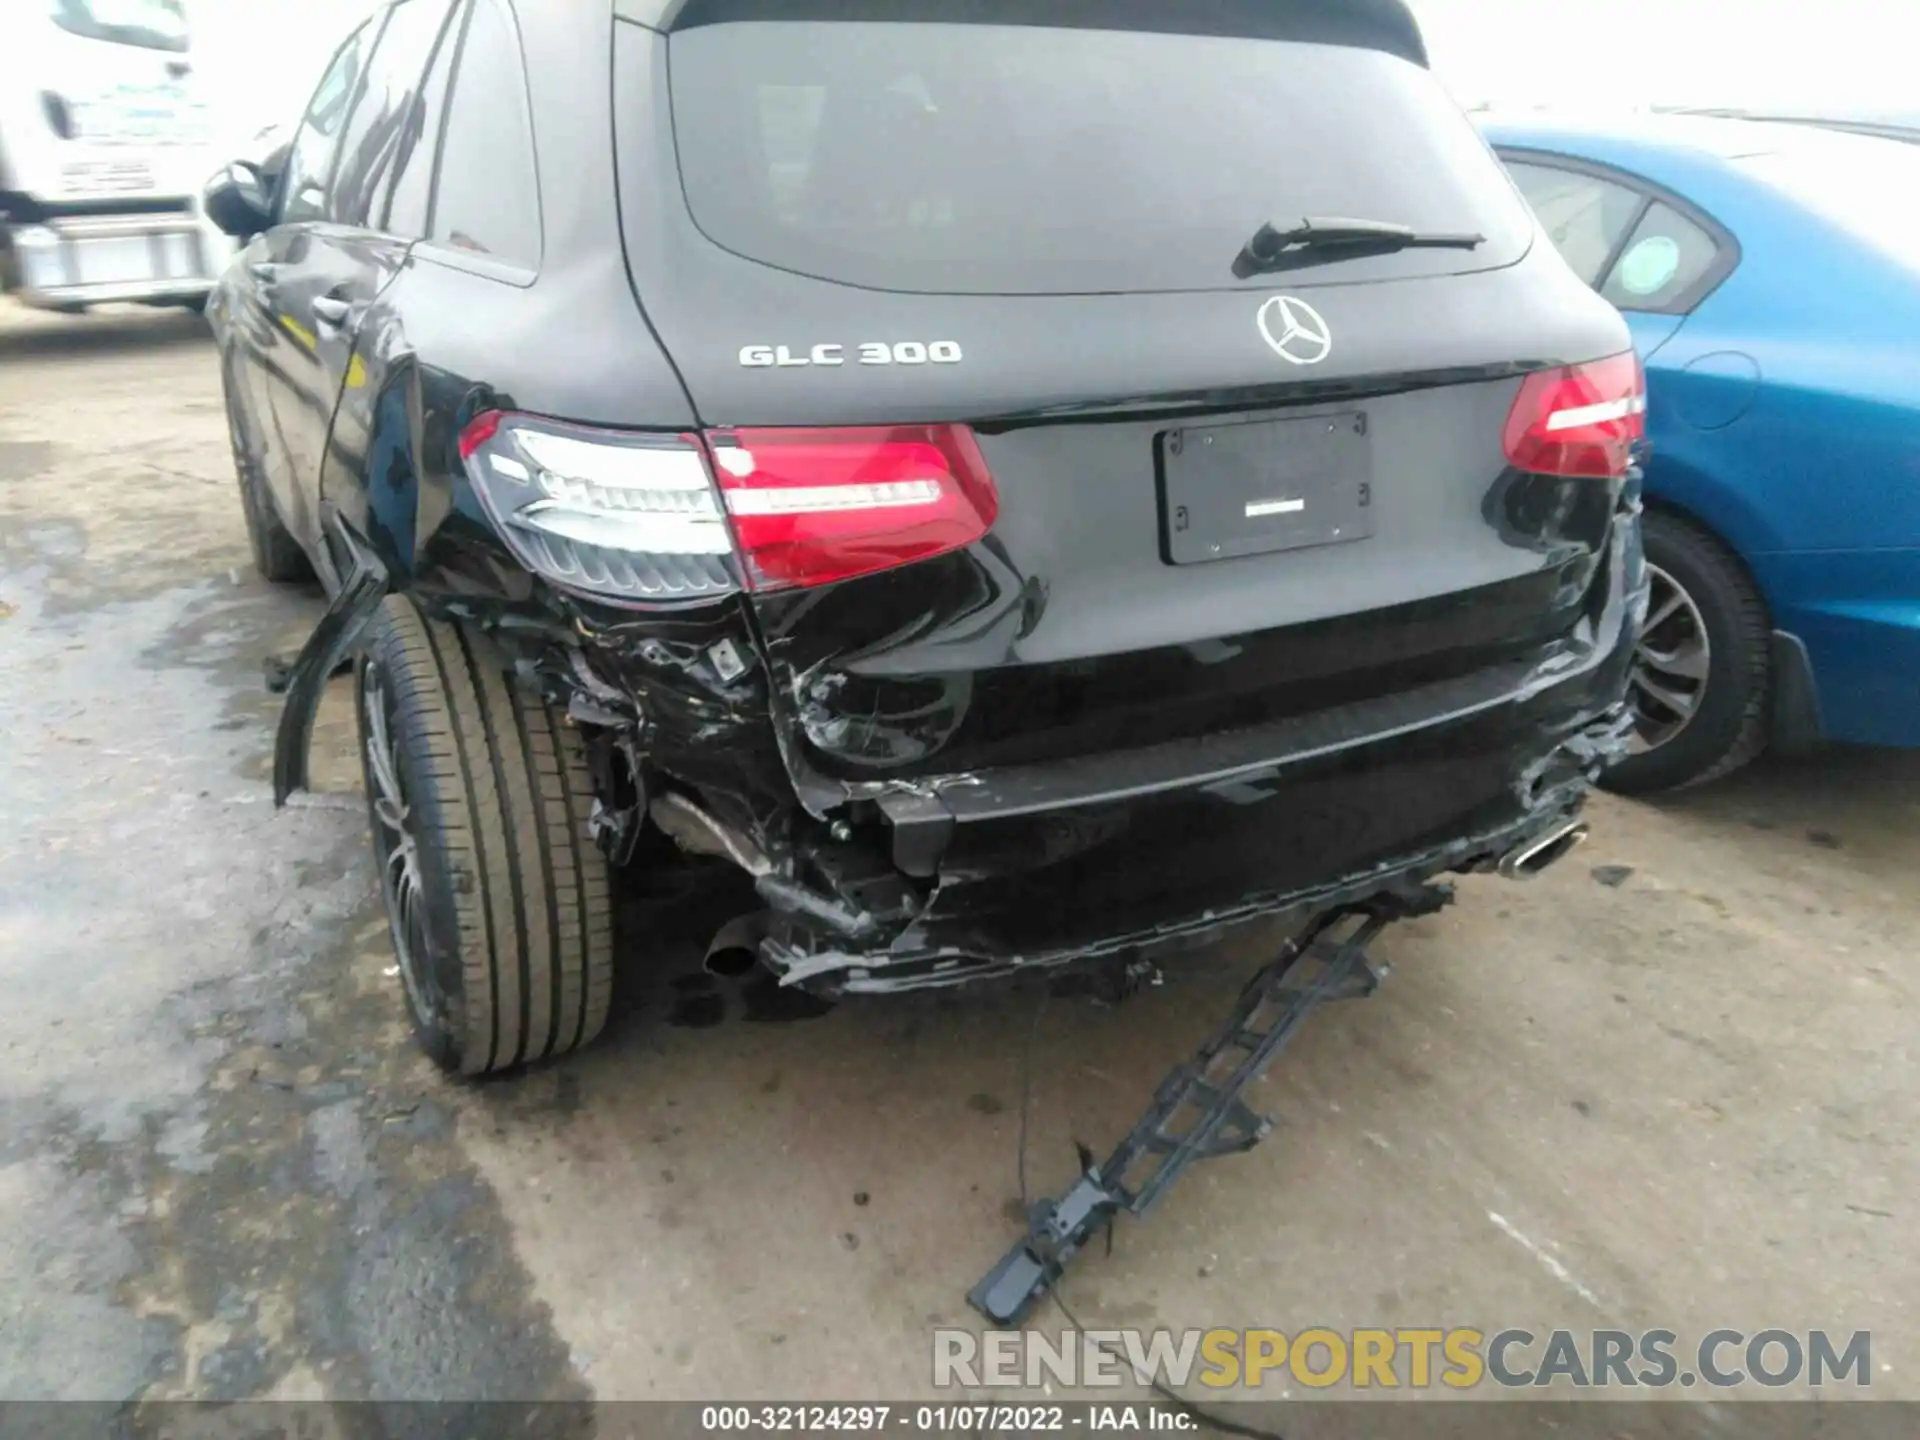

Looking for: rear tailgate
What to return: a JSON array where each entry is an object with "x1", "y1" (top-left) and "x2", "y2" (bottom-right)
[{"x1": 613, "y1": 9, "x2": 1632, "y2": 800}]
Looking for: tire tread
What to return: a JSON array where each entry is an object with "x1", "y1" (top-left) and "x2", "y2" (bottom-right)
[
  {"x1": 1686, "y1": 545, "x2": 1771, "y2": 788},
  {"x1": 364, "y1": 595, "x2": 612, "y2": 1074}
]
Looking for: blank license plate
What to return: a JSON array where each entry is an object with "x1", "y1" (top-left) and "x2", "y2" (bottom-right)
[{"x1": 1159, "y1": 411, "x2": 1374, "y2": 565}]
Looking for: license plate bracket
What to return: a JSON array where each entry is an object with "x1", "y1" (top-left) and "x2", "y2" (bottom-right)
[{"x1": 1158, "y1": 411, "x2": 1374, "y2": 565}]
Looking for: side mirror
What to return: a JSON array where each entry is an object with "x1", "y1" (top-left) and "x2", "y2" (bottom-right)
[{"x1": 203, "y1": 161, "x2": 273, "y2": 239}]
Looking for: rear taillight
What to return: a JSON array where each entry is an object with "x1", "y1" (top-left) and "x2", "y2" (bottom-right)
[
  {"x1": 1501, "y1": 351, "x2": 1646, "y2": 480},
  {"x1": 457, "y1": 412, "x2": 997, "y2": 603},
  {"x1": 708, "y1": 425, "x2": 997, "y2": 591}
]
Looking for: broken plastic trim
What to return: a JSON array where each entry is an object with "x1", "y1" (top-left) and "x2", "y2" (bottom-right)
[
  {"x1": 273, "y1": 519, "x2": 389, "y2": 807},
  {"x1": 969, "y1": 880, "x2": 1452, "y2": 1326},
  {"x1": 648, "y1": 791, "x2": 772, "y2": 874},
  {"x1": 767, "y1": 780, "x2": 1606, "y2": 995}
]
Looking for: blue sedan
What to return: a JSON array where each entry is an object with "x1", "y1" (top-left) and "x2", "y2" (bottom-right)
[{"x1": 1480, "y1": 113, "x2": 1920, "y2": 791}]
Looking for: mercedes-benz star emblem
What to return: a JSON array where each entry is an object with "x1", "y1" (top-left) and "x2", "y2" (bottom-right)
[{"x1": 1257, "y1": 295, "x2": 1333, "y2": 366}]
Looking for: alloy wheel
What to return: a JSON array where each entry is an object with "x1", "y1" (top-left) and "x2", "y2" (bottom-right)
[
  {"x1": 1628, "y1": 562, "x2": 1712, "y2": 754},
  {"x1": 362, "y1": 664, "x2": 444, "y2": 1028}
]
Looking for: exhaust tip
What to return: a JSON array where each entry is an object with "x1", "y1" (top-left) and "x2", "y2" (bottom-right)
[
  {"x1": 1498, "y1": 821, "x2": 1589, "y2": 881},
  {"x1": 705, "y1": 946, "x2": 758, "y2": 980},
  {"x1": 704, "y1": 912, "x2": 769, "y2": 979}
]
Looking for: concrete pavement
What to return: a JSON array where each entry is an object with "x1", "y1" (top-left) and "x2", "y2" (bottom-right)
[{"x1": 0, "y1": 303, "x2": 1912, "y2": 1412}]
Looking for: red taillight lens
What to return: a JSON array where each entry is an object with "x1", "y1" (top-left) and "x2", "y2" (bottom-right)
[
  {"x1": 1501, "y1": 351, "x2": 1646, "y2": 480},
  {"x1": 456, "y1": 411, "x2": 999, "y2": 603},
  {"x1": 456, "y1": 408, "x2": 503, "y2": 459},
  {"x1": 708, "y1": 425, "x2": 999, "y2": 591}
]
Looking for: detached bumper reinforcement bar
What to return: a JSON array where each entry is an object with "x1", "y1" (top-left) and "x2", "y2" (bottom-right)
[{"x1": 967, "y1": 881, "x2": 1454, "y2": 1327}]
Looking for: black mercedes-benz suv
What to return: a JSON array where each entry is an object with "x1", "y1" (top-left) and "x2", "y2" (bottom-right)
[{"x1": 203, "y1": 0, "x2": 1646, "y2": 1075}]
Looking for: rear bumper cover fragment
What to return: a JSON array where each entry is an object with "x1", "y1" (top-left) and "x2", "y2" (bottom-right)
[
  {"x1": 272, "y1": 523, "x2": 388, "y2": 807},
  {"x1": 766, "y1": 524, "x2": 1643, "y2": 991}
]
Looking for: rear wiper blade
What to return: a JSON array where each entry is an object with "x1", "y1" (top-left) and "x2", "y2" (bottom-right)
[{"x1": 1232, "y1": 216, "x2": 1486, "y2": 278}]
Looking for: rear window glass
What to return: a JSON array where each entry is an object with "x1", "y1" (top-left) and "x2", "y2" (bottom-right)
[
  {"x1": 1735, "y1": 138, "x2": 1920, "y2": 266},
  {"x1": 665, "y1": 22, "x2": 1534, "y2": 295}
]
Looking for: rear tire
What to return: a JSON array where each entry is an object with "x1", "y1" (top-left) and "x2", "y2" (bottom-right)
[
  {"x1": 357, "y1": 595, "x2": 614, "y2": 1075},
  {"x1": 1603, "y1": 510, "x2": 1770, "y2": 795},
  {"x1": 227, "y1": 383, "x2": 313, "y2": 584}
]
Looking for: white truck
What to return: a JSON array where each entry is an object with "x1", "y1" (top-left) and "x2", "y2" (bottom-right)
[{"x1": 0, "y1": 0, "x2": 226, "y2": 311}]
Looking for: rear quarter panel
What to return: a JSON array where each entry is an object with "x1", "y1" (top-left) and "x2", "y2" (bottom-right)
[
  {"x1": 1631, "y1": 158, "x2": 1920, "y2": 744},
  {"x1": 1620, "y1": 152, "x2": 1920, "y2": 556}
]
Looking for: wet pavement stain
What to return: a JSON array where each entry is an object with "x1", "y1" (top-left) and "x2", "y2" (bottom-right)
[
  {"x1": 0, "y1": 552, "x2": 588, "y2": 1411},
  {"x1": 737, "y1": 974, "x2": 835, "y2": 1025},
  {"x1": 0, "y1": 314, "x2": 591, "y2": 1415},
  {"x1": 666, "y1": 994, "x2": 726, "y2": 1030}
]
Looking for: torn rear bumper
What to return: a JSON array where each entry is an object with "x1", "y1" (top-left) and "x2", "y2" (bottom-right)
[
  {"x1": 773, "y1": 706, "x2": 1632, "y2": 993},
  {"x1": 763, "y1": 526, "x2": 1643, "y2": 993}
]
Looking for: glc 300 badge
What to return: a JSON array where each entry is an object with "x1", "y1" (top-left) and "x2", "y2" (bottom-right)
[{"x1": 739, "y1": 341, "x2": 963, "y2": 368}]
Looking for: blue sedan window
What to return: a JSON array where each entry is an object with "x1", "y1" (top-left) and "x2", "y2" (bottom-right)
[
  {"x1": 1601, "y1": 202, "x2": 1720, "y2": 311},
  {"x1": 1616, "y1": 234, "x2": 1681, "y2": 295},
  {"x1": 1505, "y1": 161, "x2": 1642, "y2": 284}
]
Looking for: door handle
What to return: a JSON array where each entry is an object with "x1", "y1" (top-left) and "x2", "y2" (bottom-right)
[{"x1": 311, "y1": 295, "x2": 355, "y2": 330}]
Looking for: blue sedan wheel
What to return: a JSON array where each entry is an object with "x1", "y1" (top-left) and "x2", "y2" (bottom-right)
[
  {"x1": 1604, "y1": 511, "x2": 1771, "y2": 795},
  {"x1": 1630, "y1": 563, "x2": 1712, "y2": 751}
]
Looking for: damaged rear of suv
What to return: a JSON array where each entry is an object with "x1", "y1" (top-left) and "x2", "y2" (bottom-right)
[{"x1": 212, "y1": 0, "x2": 1644, "y2": 1074}]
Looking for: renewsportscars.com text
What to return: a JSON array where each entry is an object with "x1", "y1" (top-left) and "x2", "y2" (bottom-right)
[{"x1": 933, "y1": 1327, "x2": 1872, "y2": 1391}]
